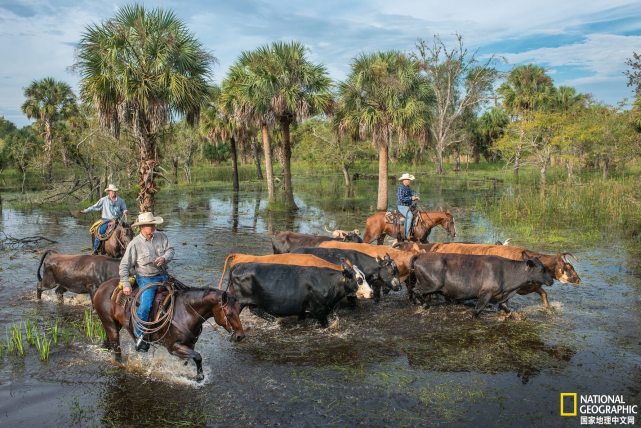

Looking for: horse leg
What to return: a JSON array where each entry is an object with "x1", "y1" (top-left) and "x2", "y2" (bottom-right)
[
  {"x1": 36, "y1": 282, "x2": 44, "y2": 299},
  {"x1": 537, "y1": 287, "x2": 550, "y2": 308},
  {"x1": 171, "y1": 343, "x2": 204, "y2": 382},
  {"x1": 54, "y1": 286, "x2": 66, "y2": 303}
]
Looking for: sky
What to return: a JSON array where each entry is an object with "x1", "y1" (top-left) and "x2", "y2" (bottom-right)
[{"x1": 1, "y1": 0, "x2": 641, "y2": 127}]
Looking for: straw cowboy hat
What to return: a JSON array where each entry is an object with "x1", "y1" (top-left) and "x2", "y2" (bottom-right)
[
  {"x1": 398, "y1": 173, "x2": 415, "y2": 181},
  {"x1": 104, "y1": 184, "x2": 119, "y2": 192},
  {"x1": 132, "y1": 212, "x2": 164, "y2": 227}
]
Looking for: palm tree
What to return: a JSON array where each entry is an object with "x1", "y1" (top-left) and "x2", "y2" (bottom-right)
[
  {"x1": 202, "y1": 84, "x2": 247, "y2": 192},
  {"x1": 497, "y1": 64, "x2": 555, "y2": 176},
  {"x1": 21, "y1": 77, "x2": 76, "y2": 181},
  {"x1": 75, "y1": 4, "x2": 213, "y2": 211},
  {"x1": 224, "y1": 42, "x2": 332, "y2": 209},
  {"x1": 337, "y1": 51, "x2": 430, "y2": 211},
  {"x1": 225, "y1": 53, "x2": 277, "y2": 203}
]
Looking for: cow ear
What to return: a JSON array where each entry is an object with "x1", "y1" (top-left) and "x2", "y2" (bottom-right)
[
  {"x1": 375, "y1": 256, "x2": 382, "y2": 263},
  {"x1": 221, "y1": 291, "x2": 228, "y2": 305},
  {"x1": 340, "y1": 262, "x2": 352, "y2": 275},
  {"x1": 525, "y1": 259, "x2": 536, "y2": 270},
  {"x1": 521, "y1": 250, "x2": 530, "y2": 262}
]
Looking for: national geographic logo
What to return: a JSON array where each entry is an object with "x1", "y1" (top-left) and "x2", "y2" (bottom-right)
[{"x1": 561, "y1": 393, "x2": 638, "y2": 425}]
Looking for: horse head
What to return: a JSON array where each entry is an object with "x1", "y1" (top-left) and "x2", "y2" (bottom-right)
[
  {"x1": 112, "y1": 221, "x2": 134, "y2": 257},
  {"x1": 212, "y1": 290, "x2": 245, "y2": 342},
  {"x1": 442, "y1": 212, "x2": 457, "y2": 237}
]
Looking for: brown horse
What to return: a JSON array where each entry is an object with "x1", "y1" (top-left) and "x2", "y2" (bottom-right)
[
  {"x1": 93, "y1": 278, "x2": 245, "y2": 382},
  {"x1": 91, "y1": 221, "x2": 134, "y2": 258},
  {"x1": 363, "y1": 210, "x2": 456, "y2": 244}
]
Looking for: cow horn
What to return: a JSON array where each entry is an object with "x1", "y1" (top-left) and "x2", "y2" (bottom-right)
[
  {"x1": 561, "y1": 252, "x2": 579, "y2": 263},
  {"x1": 324, "y1": 225, "x2": 334, "y2": 234}
]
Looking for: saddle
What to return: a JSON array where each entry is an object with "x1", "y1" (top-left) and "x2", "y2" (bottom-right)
[
  {"x1": 90, "y1": 219, "x2": 117, "y2": 241},
  {"x1": 384, "y1": 210, "x2": 405, "y2": 224},
  {"x1": 111, "y1": 278, "x2": 175, "y2": 323}
]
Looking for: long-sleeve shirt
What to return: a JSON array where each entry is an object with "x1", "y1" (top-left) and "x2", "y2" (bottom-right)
[
  {"x1": 397, "y1": 185, "x2": 414, "y2": 206},
  {"x1": 84, "y1": 196, "x2": 127, "y2": 221},
  {"x1": 119, "y1": 232, "x2": 175, "y2": 286}
]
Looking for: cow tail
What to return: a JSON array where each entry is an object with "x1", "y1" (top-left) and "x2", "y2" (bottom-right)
[
  {"x1": 37, "y1": 250, "x2": 53, "y2": 282},
  {"x1": 217, "y1": 253, "x2": 236, "y2": 290}
]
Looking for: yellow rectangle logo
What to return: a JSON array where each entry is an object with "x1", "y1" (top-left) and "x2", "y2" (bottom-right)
[{"x1": 560, "y1": 393, "x2": 577, "y2": 416}]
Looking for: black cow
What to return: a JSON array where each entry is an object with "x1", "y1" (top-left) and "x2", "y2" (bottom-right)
[
  {"x1": 408, "y1": 252, "x2": 554, "y2": 316},
  {"x1": 228, "y1": 261, "x2": 364, "y2": 327},
  {"x1": 291, "y1": 247, "x2": 401, "y2": 302},
  {"x1": 271, "y1": 231, "x2": 363, "y2": 254}
]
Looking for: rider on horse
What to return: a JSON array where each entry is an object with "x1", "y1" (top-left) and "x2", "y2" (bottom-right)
[
  {"x1": 396, "y1": 173, "x2": 420, "y2": 241},
  {"x1": 119, "y1": 212, "x2": 175, "y2": 352},
  {"x1": 81, "y1": 184, "x2": 128, "y2": 254}
]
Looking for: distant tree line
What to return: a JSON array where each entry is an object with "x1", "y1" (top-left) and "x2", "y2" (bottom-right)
[{"x1": 1, "y1": 4, "x2": 640, "y2": 211}]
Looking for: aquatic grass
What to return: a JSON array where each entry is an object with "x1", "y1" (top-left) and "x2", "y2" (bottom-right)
[
  {"x1": 61, "y1": 328, "x2": 74, "y2": 347},
  {"x1": 35, "y1": 332, "x2": 52, "y2": 361},
  {"x1": 83, "y1": 309, "x2": 106, "y2": 342},
  {"x1": 24, "y1": 319, "x2": 36, "y2": 346},
  {"x1": 477, "y1": 177, "x2": 641, "y2": 246},
  {"x1": 50, "y1": 319, "x2": 60, "y2": 345},
  {"x1": 9, "y1": 324, "x2": 25, "y2": 357},
  {"x1": 0, "y1": 340, "x2": 6, "y2": 359}
]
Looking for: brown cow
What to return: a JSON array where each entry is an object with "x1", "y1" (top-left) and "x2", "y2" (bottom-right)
[
  {"x1": 272, "y1": 231, "x2": 363, "y2": 254},
  {"x1": 36, "y1": 250, "x2": 121, "y2": 302},
  {"x1": 363, "y1": 210, "x2": 456, "y2": 244},
  {"x1": 396, "y1": 242, "x2": 580, "y2": 308},
  {"x1": 318, "y1": 241, "x2": 424, "y2": 283},
  {"x1": 223, "y1": 253, "x2": 373, "y2": 300}
]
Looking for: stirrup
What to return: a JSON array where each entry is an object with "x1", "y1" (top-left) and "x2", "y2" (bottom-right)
[{"x1": 135, "y1": 336, "x2": 149, "y2": 352}]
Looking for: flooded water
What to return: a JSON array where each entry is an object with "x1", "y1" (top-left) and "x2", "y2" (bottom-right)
[{"x1": 0, "y1": 176, "x2": 639, "y2": 427}]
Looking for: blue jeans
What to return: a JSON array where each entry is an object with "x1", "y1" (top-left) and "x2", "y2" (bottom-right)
[
  {"x1": 135, "y1": 273, "x2": 169, "y2": 338},
  {"x1": 93, "y1": 221, "x2": 110, "y2": 252},
  {"x1": 397, "y1": 205, "x2": 413, "y2": 239}
]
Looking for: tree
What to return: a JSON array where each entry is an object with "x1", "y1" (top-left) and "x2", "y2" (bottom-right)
[
  {"x1": 75, "y1": 4, "x2": 213, "y2": 211},
  {"x1": 624, "y1": 51, "x2": 641, "y2": 96},
  {"x1": 472, "y1": 107, "x2": 509, "y2": 162},
  {"x1": 337, "y1": 51, "x2": 431, "y2": 210},
  {"x1": 497, "y1": 64, "x2": 555, "y2": 176},
  {"x1": 21, "y1": 77, "x2": 77, "y2": 181},
  {"x1": 415, "y1": 34, "x2": 499, "y2": 174},
  {"x1": 5, "y1": 127, "x2": 40, "y2": 193}
]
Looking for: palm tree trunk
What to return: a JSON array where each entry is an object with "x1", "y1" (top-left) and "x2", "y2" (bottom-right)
[
  {"x1": 280, "y1": 117, "x2": 297, "y2": 210},
  {"x1": 44, "y1": 119, "x2": 53, "y2": 181},
  {"x1": 376, "y1": 143, "x2": 389, "y2": 211},
  {"x1": 230, "y1": 136, "x2": 239, "y2": 192},
  {"x1": 252, "y1": 140, "x2": 263, "y2": 179},
  {"x1": 138, "y1": 127, "x2": 158, "y2": 212},
  {"x1": 261, "y1": 123, "x2": 275, "y2": 203}
]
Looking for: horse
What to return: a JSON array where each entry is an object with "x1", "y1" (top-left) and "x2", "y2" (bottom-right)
[
  {"x1": 363, "y1": 209, "x2": 456, "y2": 245},
  {"x1": 93, "y1": 278, "x2": 245, "y2": 382},
  {"x1": 90, "y1": 220, "x2": 134, "y2": 258}
]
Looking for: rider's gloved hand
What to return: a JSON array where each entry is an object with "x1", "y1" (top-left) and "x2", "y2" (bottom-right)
[
  {"x1": 154, "y1": 256, "x2": 166, "y2": 267},
  {"x1": 122, "y1": 284, "x2": 132, "y2": 296}
]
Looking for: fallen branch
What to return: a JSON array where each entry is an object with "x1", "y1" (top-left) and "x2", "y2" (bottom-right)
[{"x1": 0, "y1": 231, "x2": 57, "y2": 250}]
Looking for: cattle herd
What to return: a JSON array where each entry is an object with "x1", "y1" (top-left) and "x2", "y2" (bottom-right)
[{"x1": 34, "y1": 214, "x2": 581, "y2": 381}]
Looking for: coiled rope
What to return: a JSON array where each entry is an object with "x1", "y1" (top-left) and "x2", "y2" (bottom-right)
[{"x1": 129, "y1": 281, "x2": 175, "y2": 344}]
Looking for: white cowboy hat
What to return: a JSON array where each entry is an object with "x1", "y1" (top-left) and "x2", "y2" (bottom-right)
[
  {"x1": 104, "y1": 184, "x2": 119, "y2": 192},
  {"x1": 398, "y1": 173, "x2": 415, "y2": 181},
  {"x1": 132, "y1": 212, "x2": 164, "y2": 227}
]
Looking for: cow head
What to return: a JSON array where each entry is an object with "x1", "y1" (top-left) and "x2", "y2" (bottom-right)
[
  {"x1": 553, "y1": 253, "x2": 581, "y2": 285},
  {"x1": 340, "y1": 259, "x2": 373, "y2": 299},
  {"x1": 375, "y1": 253, "x2": 401, "y2": 291},
  {"x1": 522, "y1": 252, "x2": 554, "y2": 287},
  {"x1": 343, "y1": 232, "x2": 363, "y2": 243}
]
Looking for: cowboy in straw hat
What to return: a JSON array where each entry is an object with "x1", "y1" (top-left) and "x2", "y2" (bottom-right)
[
  {"x1": 80, "y1": 184, "x2": 128, "y2": 254},
  {"x1": 119, "y1": 212, "x2": 175, "y2": 352},
  {"x1": 396, "y1": 173, "x2": 420, "y2": 240}
]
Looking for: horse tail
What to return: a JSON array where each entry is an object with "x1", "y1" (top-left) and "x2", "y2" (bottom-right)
[
  {"x1": 37, "y1": 250, "x2": 53, "y2": 282},
  {"x1": 217, "y1": 253, "x2": 237, "y2": 290}
]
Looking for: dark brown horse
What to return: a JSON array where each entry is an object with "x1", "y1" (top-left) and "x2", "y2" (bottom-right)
[
  {"x1": 93, "y1": 278, "x2": 245, "y2": 381},
  {"x1": 363, "y1": 210, "x2": 456, "y2": 244},
  {"x1": 91, "y1": 221, "x2": 133, "y2": 258}
]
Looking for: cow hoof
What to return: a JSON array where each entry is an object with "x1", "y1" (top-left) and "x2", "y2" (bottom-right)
[{"x1": 196, "y1": 373, "x2": 204, "y2": 382}]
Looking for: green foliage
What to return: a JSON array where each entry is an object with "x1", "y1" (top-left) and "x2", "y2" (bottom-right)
[
  {"x1": 9, "y1": 324, "x2": 25, "y2": 357},
  {"x1": 84, "y1": 309, "x2": 106, "y2": 342},
  {"x1": 35, "y1": 332, "x2": 52, "y2": 361},
  {"x1": 202, "y1": 142, "x2": 230, "y2": 163}
]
